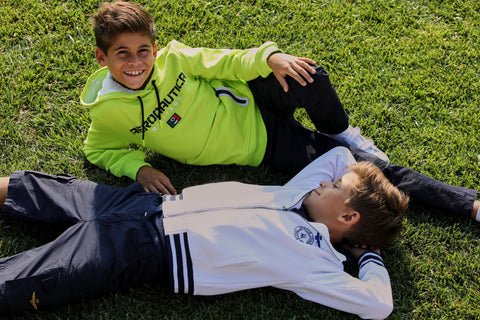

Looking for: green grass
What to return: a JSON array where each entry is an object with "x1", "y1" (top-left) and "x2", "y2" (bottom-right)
[{"x1": 1, "y1": 0, "x2": 480, "y2": 318}]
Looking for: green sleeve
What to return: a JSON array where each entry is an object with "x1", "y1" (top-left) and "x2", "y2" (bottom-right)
[
  {"x1": 83, "y1": 118, "x2": 149, "y2": 181},
  {"x1": 168, "y1": 41, "x2": 282, "y2": 81}
]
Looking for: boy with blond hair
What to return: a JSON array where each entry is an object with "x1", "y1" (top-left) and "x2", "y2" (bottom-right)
[{"x1": 0, "y1": 148, "x2": 408, "y2": 318}]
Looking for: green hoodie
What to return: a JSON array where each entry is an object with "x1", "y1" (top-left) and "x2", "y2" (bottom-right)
[{"x1": 81, "y1": 40, "x2": 281, "y2": 180}]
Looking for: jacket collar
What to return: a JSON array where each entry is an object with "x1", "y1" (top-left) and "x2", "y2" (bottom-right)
[{"x1": 309, "y1": 222, "x2": 347, "y2": 262}]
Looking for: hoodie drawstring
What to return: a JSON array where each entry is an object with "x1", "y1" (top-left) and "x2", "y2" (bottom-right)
[
  {"x1": 137, "y1": 80, "x2": 162, "y2": 147},
  {"x1": 152, "y1": 80, "x2": 163, "y2": 129},
  {"x1": 152, "y1": 80, "x2": 161, "y2": 108},
  {"x1": 137, "y1": 96, "x2": 146, "y2": 147}
]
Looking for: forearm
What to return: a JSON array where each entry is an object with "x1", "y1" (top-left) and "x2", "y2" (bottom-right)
[
  {"x1": 0, "y1": 177, "x2": 9, "y2": 209},
  {"x1": 85, "y1": 147, "x2": 149, "y2": 181},
  {"x1": 298, "y1": 251, "x2": 392, "y2": 319},
  {"x1": 177, "y1": 41, "x2": 281, "y2": 81}
]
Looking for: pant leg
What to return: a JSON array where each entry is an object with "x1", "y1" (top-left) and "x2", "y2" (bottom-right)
[
  {"x1": 248, "y1": 65, "x2": 349, "y2": 134},
  {"x1": 0, "y1": 195, "x2": 166, "y2": 314},
  {"x1": 2, "y1": 171, "x2": 141, "y2": 223},
  {"x1": 261, "y1": 117, "x2": 477, "y2": 219},
  {"x1": 260, "y1": 106, "x2": 342, "y2": 172},
  {"x1": 0, "y1": 171, "x2": 168, "y2": 314},
  {"x1": 248, "y1": 67, "x2": 477, "y2": 218},
  {"x1": 349, "y1": 147, "x2": 477, "y2": 219}
]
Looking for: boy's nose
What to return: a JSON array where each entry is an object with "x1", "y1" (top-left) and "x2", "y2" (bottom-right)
[
  {"x1": 128, "y1": 55, "x2": 141, "y2": 64},
  {"x1": 319, "y1": 181, "x2": 333, "y2": 189}
]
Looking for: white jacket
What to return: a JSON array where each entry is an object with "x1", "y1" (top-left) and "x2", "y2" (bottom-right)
[{"x1": 162, "y1": 147, "x2": 393, "y2": 319}]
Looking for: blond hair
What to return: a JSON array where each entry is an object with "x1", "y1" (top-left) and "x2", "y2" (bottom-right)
[{"x1": 343, "y1": 162, "x2": 409, "y2": 248}]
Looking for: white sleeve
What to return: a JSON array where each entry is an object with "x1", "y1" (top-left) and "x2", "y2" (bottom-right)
[
  {"x1": 283, "y1": 147, "x2": 357, "y2": 189},
  {"x1": 294, "y1": 252, "x2": 393, "y2": 319}
]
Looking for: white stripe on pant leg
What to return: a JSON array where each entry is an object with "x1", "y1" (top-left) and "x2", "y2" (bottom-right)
[{"x1": 168, "y1": 236, "x2": 179, "y2": 293}]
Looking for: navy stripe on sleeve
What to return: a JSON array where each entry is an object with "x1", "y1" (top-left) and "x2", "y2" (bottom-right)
[{"x1": 358, "y1": 252, "x2": 384, "y2": 269}]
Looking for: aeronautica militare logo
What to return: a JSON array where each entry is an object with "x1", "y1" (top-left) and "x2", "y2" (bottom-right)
[
  {"x1": 30, "y1": 291, "x2": 39, "y2": 310},
  {"x1": 294, "y1": 226, "x2": 315, "y2": 245},
  {"x1": 130, "y1": 72, "x2": 186, "y2": 134}
]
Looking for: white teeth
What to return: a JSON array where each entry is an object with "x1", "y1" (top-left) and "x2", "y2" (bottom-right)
[{"x1": 125, "y1": 70, "x2": 143, "y2": 76}]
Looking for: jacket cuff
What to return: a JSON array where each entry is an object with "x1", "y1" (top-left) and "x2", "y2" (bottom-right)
[{"x1": 358, "y1": 251, "x2": 384, "y2": 269}]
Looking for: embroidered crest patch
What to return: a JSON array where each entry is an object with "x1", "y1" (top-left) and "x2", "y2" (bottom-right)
[
  {"x1": 294, "y1": 226, "x2": 315, "y2": 245},
  {"x1": 167, "y1": 113, "x2": 181, "y2": 128}
]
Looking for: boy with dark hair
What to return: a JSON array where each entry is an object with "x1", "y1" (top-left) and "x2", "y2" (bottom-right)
[
  {"x1": 82, "y1": 1, "x2": 387, "y2": 194},
  {"x1": 0, "y1": 148, "x2": 407, "y2": 318},
  {"x1": 81, "y1": 1, "x2": 480, "y2": 224}
]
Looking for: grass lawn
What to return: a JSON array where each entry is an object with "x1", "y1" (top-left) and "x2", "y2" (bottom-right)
[{"x1": 1, "y1": 0, "x2": 480, "y2": 318}]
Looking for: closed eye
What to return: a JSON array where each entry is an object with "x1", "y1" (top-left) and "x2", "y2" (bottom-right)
[{"x1": 333, "y1": 177, "x2": 343, "y2": 189}]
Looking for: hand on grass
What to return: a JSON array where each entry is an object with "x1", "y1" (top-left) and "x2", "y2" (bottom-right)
[
  {"x1": 267, "y1": 52, "x2": 317, "y2": 92},
  {"x1": 136, "y1": 165, "x2": 177, "y2": 195}
]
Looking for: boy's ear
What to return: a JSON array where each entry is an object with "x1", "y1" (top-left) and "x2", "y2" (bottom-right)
[
  {"x1": 95, "y1": 47, "x2": 108, "y2": 67},
  {"x1": 339, "y1": 210, "x2": 360, "y2": 226},
  {"x1": 153, "y1": 43, "x2": 158, "y2": 57}
]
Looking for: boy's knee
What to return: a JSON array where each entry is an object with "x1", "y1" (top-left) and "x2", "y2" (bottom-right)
[{"x1": 312, "y1": 65, "x2": 329, "y2": 77}]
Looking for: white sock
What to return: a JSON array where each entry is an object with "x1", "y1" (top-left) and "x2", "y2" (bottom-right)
[{"x1": 476, "y1": 206, "x2": 480, "y2": 222}]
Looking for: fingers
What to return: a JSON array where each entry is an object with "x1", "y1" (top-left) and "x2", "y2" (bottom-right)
[
  {"x1": 136, "y1": 166, "x2": 177, "y2": 195},
  {"x1": 274, "y1": 73, "x2": 289, "y2": 92},
  {"x1": 287, "y1": 57, "x2": 316, "y2": 86},
  {"x1": 0, "y1": 177, "x2": 10, "y2": 208},
  {"x1": 352, "y1": 244, "x2": 381, "y2": 255},
  {"x1": 354, "y1": 243, "x2": 377, "y2": 251},
  {"x1": 145, "y1": 182, "x2": 176, "y2": 195},
  {"x1": 278, "y1": 56, "x2": 317, "y2": 92},
  {"x1": 298, "y1": 56, "x2": 317, "y2": 66},
  {"x1": 268, "y1": 53, "x2": 317, "y2": 92},
  {"x1": 146, "y1": 177, "x2": 177, "y2": 195},
  {"x1": 157, "y1": 179, "x2": 177, "y2": 195}
]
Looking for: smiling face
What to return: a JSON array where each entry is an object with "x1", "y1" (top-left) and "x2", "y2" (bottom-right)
[
  {"x1": 303, "y1": 171, "x2": 360, "y2": 243},
  {"x1": 95, "y1": 32, "x2": 157, "y2": 90}
]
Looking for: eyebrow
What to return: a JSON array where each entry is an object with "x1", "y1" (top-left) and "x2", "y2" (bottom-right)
[{"x1": 113, "y1": 44, "x2": 152, "y2": 52}]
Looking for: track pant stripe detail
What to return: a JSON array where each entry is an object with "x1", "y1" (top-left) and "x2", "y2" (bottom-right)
[{"x1": 166, "y1": 233, "x2": 194, "y2": 294}]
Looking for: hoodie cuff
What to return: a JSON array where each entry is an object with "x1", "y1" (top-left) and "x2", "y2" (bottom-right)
[
  {"x1": 124, "y1": 161, "x2": 151, "y2": 181},
  {"x1": 256, "y1": 41, "x2": 283, "y2": 77}
]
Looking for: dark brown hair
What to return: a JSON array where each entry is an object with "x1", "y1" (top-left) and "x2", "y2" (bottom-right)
[
  {"x1": 343, "y1": 162, "x2": 409, "y2": 248},
  {"x1": 91, "y1": 1, "x2": 156, "y2": 53}
]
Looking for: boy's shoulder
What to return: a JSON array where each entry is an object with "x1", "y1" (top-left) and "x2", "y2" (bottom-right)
[{"x1": 157, "y1": 40, "x2": 190, "y2": 54}]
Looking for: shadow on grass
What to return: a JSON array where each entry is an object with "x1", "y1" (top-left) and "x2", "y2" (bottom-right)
[
  {"x1": 83, "y1": 152, "x2": 293, "y2": 190},
  {"x1": 387, "y1": 203, "x2": 480, "y2": 318}
]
